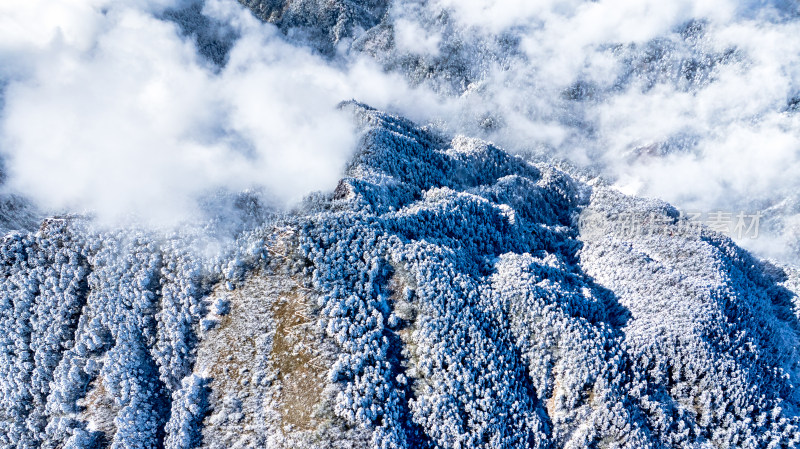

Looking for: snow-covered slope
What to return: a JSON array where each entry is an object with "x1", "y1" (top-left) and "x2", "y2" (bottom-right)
[
  {"x1": 235, "y1": 0, "x2": 800, "y2": 265},
  {"x1": 236, "y1": 0, "x2": 388, "y2": 56},
  {"x1": 2, "y1": 103, "x2": 799, "y2": 448},
  {"x1": 0, "y1": 167, "x2": 39, "y2": 235}
]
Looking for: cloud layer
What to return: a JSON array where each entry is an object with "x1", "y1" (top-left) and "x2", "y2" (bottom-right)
[
  {"x1": 394, "y1": 0, "x2": 800, "y2": 262},
  {"x1": 0, "y1": 0, "x2": 394, "y2": 226},
  {"x1": 2, "y1": 0, "x2": 800, "y2": 263}
]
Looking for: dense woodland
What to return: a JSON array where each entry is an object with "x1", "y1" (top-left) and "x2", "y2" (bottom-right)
[{"x1": 1, "y1": 104, "x2": 799, "y2": 448}]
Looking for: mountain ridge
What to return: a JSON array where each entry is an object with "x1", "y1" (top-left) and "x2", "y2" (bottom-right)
[{"x1": 1, "y1": 103, "x2": 799, "y2": 448}]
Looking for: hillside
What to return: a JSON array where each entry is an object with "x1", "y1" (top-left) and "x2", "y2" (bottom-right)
[{"x1": 1, "y1": 103, "x2": 799, "y2": 448}]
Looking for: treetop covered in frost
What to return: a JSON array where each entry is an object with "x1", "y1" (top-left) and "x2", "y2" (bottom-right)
[{"x1": 1, "y1": 103, "x2": 800, "y2": 448}]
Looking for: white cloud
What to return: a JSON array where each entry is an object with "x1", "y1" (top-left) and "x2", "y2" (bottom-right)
[
  {"x1": 386, "y1": 0, "x2": 800, "y2": 262},
  {"x1": 394, "y1": 18, "x2": 441, "y2": 56},
  {"x1": 3, "y1": 0, "x2": 800, "y2": 264},
  {"x1": 0, "y1": 0, "x2": 380, "y2": 226}
]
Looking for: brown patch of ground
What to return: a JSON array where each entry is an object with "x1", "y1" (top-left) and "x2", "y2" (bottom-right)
[
  {"x1": 269, "y1": 290, "x2": 328, "y2": 432},
  {"x1": 78, "y1": 374, "x2": 118, "y2": 441}
]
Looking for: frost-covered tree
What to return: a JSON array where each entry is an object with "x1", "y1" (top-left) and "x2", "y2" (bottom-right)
[{"x1": 2, "y1": 103, "x2": 800, "y2": 448}]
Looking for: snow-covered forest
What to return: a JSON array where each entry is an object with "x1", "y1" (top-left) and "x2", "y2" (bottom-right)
[
  {"x1": 1, "y1": 103, "x2": 799, "y2": 447},
  {"x1": 3, "y1": 0, "x2": 800, "y2": 448}
]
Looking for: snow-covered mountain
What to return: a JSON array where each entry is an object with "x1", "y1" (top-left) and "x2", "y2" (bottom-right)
[
  {"x1": 229, "y1": 0, "x2": 800, "y2": 265},
  {"x1": 2, "y1": 103, "x2": 800, "y2": 448},
  {"x1": 3, "y1": 1, "x2": 800, "y2": 448}
]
